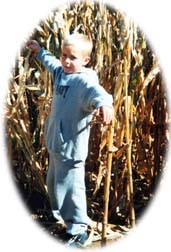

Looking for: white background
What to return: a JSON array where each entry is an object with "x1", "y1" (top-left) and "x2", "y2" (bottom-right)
[{"x1": 0, "y1": 1, "x2": 170, "y2": 252}]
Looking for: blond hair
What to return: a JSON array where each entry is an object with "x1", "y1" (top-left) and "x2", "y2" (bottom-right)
[{"x1": 62, "y1": 33, "x2": 93, "y2": 56}]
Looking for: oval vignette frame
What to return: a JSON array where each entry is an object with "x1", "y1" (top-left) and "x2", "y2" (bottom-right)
[{"x1": 0, "y1": 0, "x2": 169, "y2": 252}]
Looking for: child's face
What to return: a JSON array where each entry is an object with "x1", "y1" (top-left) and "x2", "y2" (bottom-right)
[{"x1": 61, "y1": 45, "x2": 90, "y2": 74}]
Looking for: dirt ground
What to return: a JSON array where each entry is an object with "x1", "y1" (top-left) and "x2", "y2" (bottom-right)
[{"x1": 32, "y1": 212, "x2": 128, "y2": 250}]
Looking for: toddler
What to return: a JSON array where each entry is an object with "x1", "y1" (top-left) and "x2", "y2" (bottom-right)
[{"x1": 27, "y1": 33, "x2": 113, "y2": 248}]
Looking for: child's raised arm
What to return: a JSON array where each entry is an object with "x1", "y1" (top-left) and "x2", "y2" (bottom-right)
[
  {"x1": 27, "y1": 40, "x2": 41, "y2": 54},
  {"x1": 26, "y1": 40, "x2": 61, "y2": 75}
]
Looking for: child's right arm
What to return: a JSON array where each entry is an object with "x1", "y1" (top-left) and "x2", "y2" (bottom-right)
[
  {"x1": 27, "y1": 40, "x2": 61, "y2": 76},
  {"x1": 27, "y1": 40, "x2": 41, "y2": 54}
]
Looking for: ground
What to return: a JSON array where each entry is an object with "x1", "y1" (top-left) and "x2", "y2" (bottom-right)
[{"x1": 31, "y1": 210, "x2": 129, "y2": 249}]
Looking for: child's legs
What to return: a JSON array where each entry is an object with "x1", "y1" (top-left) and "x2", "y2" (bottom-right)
[{"x1": 54, "y1": 158, "x2": 91, "y2": 235}]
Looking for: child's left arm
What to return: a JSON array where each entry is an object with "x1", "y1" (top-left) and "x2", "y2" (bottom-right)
[
  {"x1": 96, "y1": 105, "x2": 113, "y2": 124},
  {"x1": 82, "y1": 71, "x2": 114, "y2": 123}
]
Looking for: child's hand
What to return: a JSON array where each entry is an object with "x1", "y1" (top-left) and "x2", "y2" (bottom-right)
[
  {"x1": 96, "y1": 106, "x2": 113, "y2": 124},
  {"x1": 26, "y1": 40, "x2": 41, "y2": 54}
]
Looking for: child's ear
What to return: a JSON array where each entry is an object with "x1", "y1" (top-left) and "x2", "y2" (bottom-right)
[{"x1": 83, "y1": 56, "x2": 91, "y2": 66}]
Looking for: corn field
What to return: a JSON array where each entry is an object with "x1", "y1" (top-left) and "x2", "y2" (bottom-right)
[{"x1": 5, "y1": 0, "x2": 169, "y2": 245}]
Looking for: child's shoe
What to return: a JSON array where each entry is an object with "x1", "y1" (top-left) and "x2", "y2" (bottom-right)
[{"x1": 66, "y1": 230, "x2": 93, "y2": 248}]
